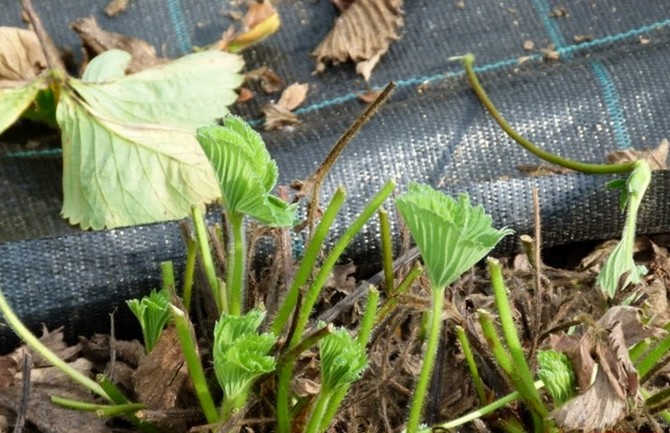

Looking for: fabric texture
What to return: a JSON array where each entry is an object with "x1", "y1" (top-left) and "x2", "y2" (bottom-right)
[{"x1": 1, "y1": 0, "x2": 670, "y2": 351}]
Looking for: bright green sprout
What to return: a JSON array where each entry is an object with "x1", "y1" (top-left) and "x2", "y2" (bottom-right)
[
  {"x1": 197, "y1": 116, "x2": 296, "y2": 227},
  {"x1": 597, "y1": 160, "x2": 651, "y2": 298},
  {"x1": 395, "y1": 182, "x2": 513, "y2": 290},
  {"x1": 197, "y1": 116, "x2": 296, "y2": 315},
  {"x1": 126, "y1": 288, "x2": 171, "y2": 353},
  {"x1": 304, "y1": 328, "x2": 367, "y2": 433},
  {"x1": 395, "y1": 182, "x2": 512, "y2": 433},
  {"x1": 537, "y1": 350, "x2": 576, "y2": 406},
  {"x1": 213, "y1": 310, "x2": 277, "y2": 420}
]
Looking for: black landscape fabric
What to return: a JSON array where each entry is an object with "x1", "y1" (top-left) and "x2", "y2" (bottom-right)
[{"x1": 1, "y1": 0, "x2": 670, "y2": 351}]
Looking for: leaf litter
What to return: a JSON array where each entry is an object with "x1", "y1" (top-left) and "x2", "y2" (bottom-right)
[{"x1": 313, "y1": 0, "x2": 405, "y2": 81}]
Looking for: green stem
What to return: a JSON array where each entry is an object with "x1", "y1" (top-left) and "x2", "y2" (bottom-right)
[
  {"x1": 407, "y1": 285, "x2": 445, "y2": 433},
  {"x1": 97, "y1": 374, "x2": 130, "y2": 404},
  {"x1": 161, "y1": 261, "x2": 175, "y2": 293},
  {"x1": 418, "y1": 381, "x2": 545, "y2": 432},
  {"x1": 460, "y1": 54, "x2": 635, "y2": 175},
  {"x1": 304, "y1": 390, "x2": 332, "y2": 433},
  {"x1": 276, "y1": 362, "x2": 293, "y2": 433},
  {"x1": 226, "y1": 211, "x2": 246, "y2": 316},
  {"x1": 50, "y1": 396, "x2": 140, "y2": 413},
  {"x1": 192, "y1": 205, "x2": 224, "y2": 313},
  {"x1": 289, "y1": 180, "x2": 396, "y2": 349},
  {"x1": 357, "y1": 286, "x2": 379, "y2": 347},
  {"x1": 377, "y1": 263, "x2": 422, "y2": 322},
  {"x1": 378, "y1": 208, "x2": 395, "y2": 294},
  {"x1": 0, "y1": 290, "x2": 110, "y2": 401},
  {"x1": 220, "y1": 391, "x2": 247, "y2": 422},
  {"x1": 317, "y1": 288, "x2": 380, "y2": 432},
  {"x1": 478, "y1": 310, "x2": 513, "y2": 373},
  {"x1": 272, "y1": 187, "x2": 347, "y2": 336},
  {"x1": 456, "y1": 325, "x2": 488, "y2": 405},
  {"x1": 487, "y1": 258, "x2": 549, "y2": 419},
  {"x1": 182, "y1": 238, "x2": 197, "y2": 311},
  {"x1": 170, "y1": 305, "x2": 219, "y2": 424}
]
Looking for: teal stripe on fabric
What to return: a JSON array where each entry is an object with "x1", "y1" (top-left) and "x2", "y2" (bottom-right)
[
  {"x1": 166, "y1": 0, "x2": 191, "y2": 55},
  {"x1": 531, "y1": 0, "x2": 569, "y2": 49},
  {"x1": 4, "y1": 19, "x2": 670, "y2": 159},
  {"x1": 591, "y1": 61, "x2": 631, "y2": 150}
]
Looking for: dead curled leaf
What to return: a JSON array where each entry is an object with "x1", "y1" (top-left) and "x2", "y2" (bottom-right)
[
  {"x1": 312, "y1": 0, "x2": 404, "y2": 81},
  {"x1": 547, "y1": 306, "x2": 663, "y2": 431},
  {"x1": 71, "y1": 16, "x2": 165, "y2": 74},
  {"x1": 262, "y1": 82, "x2": 309, "y2": 130},
  {"x1": 0, "y1": 27, "x2": 47, "y2": 86},
  {"x1": 246, "y1": 66, "x2": 285, "y2": 93}
]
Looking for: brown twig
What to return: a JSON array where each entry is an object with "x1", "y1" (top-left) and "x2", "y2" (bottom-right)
[
  {"x1": 529, "y1": 187, "x2": 543, "y2": 366},
  {"x1": 20, "y1": 0, "x2": 66, "y2": 72},
  {"x1": 294, "y1": 82, "x2": 396, "y2": 235},
  {"x1": 13, "y1": 353, "x2": 31, "y2": 433}
]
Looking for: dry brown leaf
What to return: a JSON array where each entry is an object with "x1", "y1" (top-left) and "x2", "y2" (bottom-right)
[
  {"x1": 71, "y1": 16, "x2": 165, "y2": 74},
  {"x1": 606, "y1": 139, "x2": 669, "y2": 170},
  {"x1": 237, "y1": 86, "x2": 254, "y2": 103},
  {"x1": 262, "y1": 82, "x2": 309, "y2": 130},
  {"x1": 0, "y1": 27, "x2": 47, "y2": 86},
  {"x1": 219, "y1": 1, "x2": 280, "y2": 53},
  {"x1": 245, "y1": 66, "x2": 285, "y2": 93},
  {"x1": 291, "y1": 377, "x2": 321, "y2": 397},
  {"x1": 132, "y1": 327, "x2": 192, "y2": 410},
  {"x1": 0, "y1": 357, "x2": 110, "y2": 433},
  {"x1": 104, "y1": 0, "x2": 131, "y2": 17},
  {"x1": 262, "y1": 104, "x2": 299, "y2": 130},
  {"x1": 551, "y1": 366, "x2": 628, "y2": 431},
  {"x1": 312, "y1": 0, "x2": 404, "y2": 81},
  {"x1": 598, "y1": 305, "x2": 666, "y2": 345},
  {"x1": 277, "y1": 82, "x2": 309, "y2": 111},
  {"x1": 332, "y1": 0, "x2": 357, "y2": 12},
  {"x1": 358, "y1": 89, "x2": 382, "y2": 103}
]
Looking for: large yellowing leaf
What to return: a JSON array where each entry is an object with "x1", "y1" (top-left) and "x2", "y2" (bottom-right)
[
  {"x1": 69, "y1": 49, "x2": 244, "y2": 127},
  {"x1": 57, "y1": 91, "x2": 220, "y2": 230},
  {"x1": 0, "y1": 78, "x2": 45, "y2": 134},
  {"x1": 54, "y1": 49, "x2": 244, "y2": 229}
]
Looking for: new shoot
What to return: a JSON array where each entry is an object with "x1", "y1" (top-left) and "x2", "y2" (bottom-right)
[{"x1": 395, "y1": 182, "x2": 512, "y2": 433}]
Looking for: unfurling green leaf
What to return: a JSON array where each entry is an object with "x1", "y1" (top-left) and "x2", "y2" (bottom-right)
[
  {"x1": 0, "y1": 78, "x2": 46, "y2": 134},
  {"x1": 213, "y1": 310, "x2": 277, "y2": 401},
  {"x1": 319, "y1": 328, "x2": 367, "y2": 393},
  {"x1": 56, "y1": 49, "x2": 244, "y2": 229},
  {"x1": 537, "y1": 350, "x2": 575, "y2": 406},
  {"x1": 197, "y1": 116, "x2": 296, "y2": 226},
  {"x1": 127, "y1": 288, "x2": 171, "y2": 353},
  {"x1": 395, "y1": 182, "x2": 512, "y2": 289},
  {"x1": 597, "y1": 160, "x2": 651, "y2": 298}
]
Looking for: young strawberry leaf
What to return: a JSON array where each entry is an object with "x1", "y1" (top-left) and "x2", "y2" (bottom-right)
[
  {"x1": 197, "y1": 116, "x2": 296, "y2": 227},
  {"x1": 127, "y1": 288, "x2": 171, "y2": 353}
]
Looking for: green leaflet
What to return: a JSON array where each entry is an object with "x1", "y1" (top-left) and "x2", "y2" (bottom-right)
[
  {"x1": 81, "y1": 49, "x2": 131, "y2": 83},
  {"x1": 537, "y1": 350, "x2": 575, "y2": 406},
  {"x1": 0, "y1": 78, "x2": 45, "y2": 134},
  {"x1": 57, "y1": 91, "x2": 220, "y2": 229},
  {"x1": 395, "y1": 182, "x2": 512, "y2": 289},
  {"x1": 597, "y1": 160, "x2": 651, "y2": 298},
  {"x1": 197, "y1": 116, "x2": 296, "y2": 227},
  {"x1": 127, "y1": 289, "x2": 171, "y2": 353},
  {"x1": 319, "y1": 328, "x2": 367, "y2": 393},
  {"x1": 213, "y1": 310, "x2": 277, "y2": 401},
  {"x1": 70, "y1": 50, "x2": 244, "y2": 128}
]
